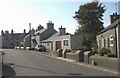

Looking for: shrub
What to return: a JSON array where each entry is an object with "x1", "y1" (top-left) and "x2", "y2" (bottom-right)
[
  {"x1": 99, "y1": 47, "x2": 111, "y2": 56},
  {"x1": 91, "y1": 47, "x2": 98, "y2": 54}
]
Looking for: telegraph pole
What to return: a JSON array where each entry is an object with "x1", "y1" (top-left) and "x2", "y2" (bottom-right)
[
  {"x1": 29, "y1": 23, "x2": 31, "y2": 49},
  {"x1": 115, "y1": 2, "x2": 118, "y2": 14}
]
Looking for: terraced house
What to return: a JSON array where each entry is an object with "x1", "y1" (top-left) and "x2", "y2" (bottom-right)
[
  {"x1": 0, "y1": 29, "x2": 28, "y2": 49},
  {"x1": 96, "y1": 13, "x2": 120, "y2": 58}
]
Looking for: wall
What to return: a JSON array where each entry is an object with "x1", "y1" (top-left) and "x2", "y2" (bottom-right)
[
  {"x1": 24, "y1": 35, "x2": 31, "y2": 47},
  {"x1": 96, "y1": 28, "x2": 117, "y2": 57},
  {"x1": 116, "y1": 24, "x2": 120, "y2": 58},
  {"x1": 52, "y1": 35, "x2": 70, "y2": 51},
  {"x1": 71, "y1": 35, "x2": 84, "y2": 49},
  {"x1": 89, "y1": 55, "x2": 118, "y2": 72}
]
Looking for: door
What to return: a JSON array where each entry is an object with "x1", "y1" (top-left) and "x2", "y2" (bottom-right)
[{"x1": 56, "y1": 41, "x2": 61, "y2": 51}]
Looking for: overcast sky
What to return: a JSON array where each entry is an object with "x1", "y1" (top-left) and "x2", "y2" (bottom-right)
[{"x1": 0, "y1": 0, "x2": 119, "y2": 34}]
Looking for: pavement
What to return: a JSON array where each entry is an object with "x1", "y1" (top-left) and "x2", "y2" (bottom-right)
[{"x1": 39, "y1": 51, "x2": 119, "y2": 75}]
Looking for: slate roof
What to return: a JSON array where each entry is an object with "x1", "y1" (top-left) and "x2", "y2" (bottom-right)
[
  {"x1": 34, "y1": 28, "x2": 47, "y2": 35},
  {"x1": 97, "y1": 19, "x2": 120, "y2": 35}
]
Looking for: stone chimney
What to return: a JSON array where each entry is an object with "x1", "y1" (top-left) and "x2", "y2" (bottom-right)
[
  {"x1": 59, "y1": 26, "x2": 66, "y2": 35},
  {"x1": 47, "y1": 21, "x2": 54, "y2": 29},
  {"x1": 37, "y1": 24, "x2": 43, "y2": 31},
  {"x1": 5, "y1": 30, "x2": 9, "y2": 34},
  {"x1": 31, "y1": 28, "x2": 35, "y2": 34},
  {"x1": 11, "y1": 29, "x2": 13, "y2": 34},
  {"x1": 110, "y1": 12, "x2": 120, "y2": 24},
  {"x1": 1, "y1": 30, "x2": 4, "y2": 36},
  {"x1": 24, "y1": 29, "x2": 26, "y2": 33}
]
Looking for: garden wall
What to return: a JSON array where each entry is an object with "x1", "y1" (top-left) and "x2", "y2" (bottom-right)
[{"x1": 89, "y1": 55, "x2": 118, "y2": 71}]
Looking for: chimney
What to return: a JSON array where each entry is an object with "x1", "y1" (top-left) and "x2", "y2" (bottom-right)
[
  {"x1": 5, "y1": 30, "x2": 9, "y2": 34},
  {"x1": 110, "y1": 12, "x2": 120, "y2": 24},
  {"x1": 11, "y1": 29, "x2": 13, "y2": 34},
  {"x1": 24, "y1": 29, "x2": 26, "y2": 33},
  {"x1": 1, "y1": 30, "x2": 4, "y2": 35},
  {"x1": 37, "y1": 24, "x2": 43, "y2": 31},
  {"x1": 47, "y1": 21, "x2": 54, "y2": 29},
  {"x1": 59, "y1": 26, "x2": 66, "y2": 35}
]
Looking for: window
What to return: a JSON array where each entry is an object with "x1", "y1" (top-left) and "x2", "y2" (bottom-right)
[
  {"x1": 110, "y1": 35, "x2": 114, "y2": 46},
  {"x1": 63, "y1": 40, "x2": 69, "y2": 46},
  {"x1": 101, "y1": 38, "x2": 105, "y2": 48},
  {"x1": 47, "y1": 43, "x2": 49, "y2": 46},
  {"x1": 105, "y1": 37, "x2": 108, "y2": 48}
]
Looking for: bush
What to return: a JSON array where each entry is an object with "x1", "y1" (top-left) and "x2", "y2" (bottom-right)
[
  {"x1": 91, "y1": 47, "x2": 98, "y2": 54},
  {"x1": 99, "y1": 48, "x2": 111, "y2": 56}
]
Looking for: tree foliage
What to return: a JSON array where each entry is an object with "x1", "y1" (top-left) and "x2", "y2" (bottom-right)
[{"x1": 74, "y1": 2, "x2": 105, "y2": 41}]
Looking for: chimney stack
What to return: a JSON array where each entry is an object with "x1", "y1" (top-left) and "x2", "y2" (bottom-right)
[
  {"x1": 47, "y1": 21, "x2": 54, "y2": 29},
  {"x1": 58, "y1": 26, "x2": 66, "y2": 35},
  {"x1": 110, "y1": 12, "x2": 120, "y2": 24}
]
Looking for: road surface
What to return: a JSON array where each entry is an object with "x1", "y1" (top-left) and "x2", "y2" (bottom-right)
[{"x1": 2, "y1": 49, "x2": 118, "y2": 77}]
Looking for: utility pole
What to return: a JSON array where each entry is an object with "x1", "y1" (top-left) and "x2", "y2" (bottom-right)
[
  {"x1": 115, "y1": 2, "x2": 117, "y2": 14},
  {"x1": 29, "y1": 23, "x2": 31, "y2": 49}
]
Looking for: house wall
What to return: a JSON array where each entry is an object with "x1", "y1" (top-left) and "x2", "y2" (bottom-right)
[
  {"x1": 36, "y1": 35, "x2": 41, "y2": 44},
  {"x1": 24, "y1": 35, "x2": 31, "y2": 47},
  {"x1": 42, "y1": 42, "x2": 53, "y2": 51},
  {"x1": 35, "y1": 29, "x2": 57, "y2": 45},
  {"x1": 42, "y1": 35, "x2": 84, "y2": 51},
  {"x1": 52, "y1": 35, "x2": 71, "y2": 51},
  {"x1": 96, "y1": 28, "x2": 117, "y2": 57},
  {"x1": 116, "y1": 24, "x2": 120, "y2": 58},
  {"x1": 71, "y1": 35, "x2": 84, "y2": 49},
  {"x1": 1, "y1": 34, "x2": 26, "y2": 48}
]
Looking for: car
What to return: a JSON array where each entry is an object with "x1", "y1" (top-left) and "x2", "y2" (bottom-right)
[{"x1": 35, "y1": 44, "x2": 46, "y2": 52}]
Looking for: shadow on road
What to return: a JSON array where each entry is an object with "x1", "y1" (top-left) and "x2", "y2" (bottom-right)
[
  {"x1": 7, "y1": 63, "x2": 58, "y2": 74},
  {"x1": 2, "y1": 63, "x2": 16, "y2": 78}
]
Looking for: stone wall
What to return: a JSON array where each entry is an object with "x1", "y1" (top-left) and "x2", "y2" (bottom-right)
[{"x1": 89, "y1": 55, "x2": 118, "y2": 71}]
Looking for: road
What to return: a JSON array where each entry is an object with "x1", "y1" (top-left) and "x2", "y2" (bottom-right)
[{"x1": 2, "y1": 49, "x2": 118, "y2": 77}]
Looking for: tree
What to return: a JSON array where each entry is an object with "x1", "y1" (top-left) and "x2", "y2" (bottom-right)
[{"x1": 74, "y1": 1, "x2": 105, "y2": 41}]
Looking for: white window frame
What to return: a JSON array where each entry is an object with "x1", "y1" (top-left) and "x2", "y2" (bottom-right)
[
  {"x1": 63, "y1": 39, "x2": 69, "y2": 46},
  {"x1": 110, "y1": 35, "x2": 114, "y2": 46}
]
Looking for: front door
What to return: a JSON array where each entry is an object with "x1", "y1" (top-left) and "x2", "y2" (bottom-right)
[{"x1": 56, "y1": 41, "x2": 61, "y2": 51}]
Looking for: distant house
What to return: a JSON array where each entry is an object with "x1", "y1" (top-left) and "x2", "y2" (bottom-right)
[
  {"x1": 23, "y1": 28, "x2": 35, "y2": 48},
  {"x1": 41, "y1": 26, "x2": 84, "y2": 51},
  {"x1": 96, "y1": 13, "x2": 120, "y2": 58},
  {"x1": 23, "y1": 21, "x2": 57, "y2": 48},
  {"x1": 0, "y1": 29, "x2": 28, "y2": 49}
]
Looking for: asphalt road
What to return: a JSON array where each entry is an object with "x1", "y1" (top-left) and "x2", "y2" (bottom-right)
[{"x1": 2, "y1": 49, "x2": 118, "y2": 77}]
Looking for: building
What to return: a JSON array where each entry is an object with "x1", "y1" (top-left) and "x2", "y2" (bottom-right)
[
  {"x1": 41, "y1": 26, "x2": 84, "y2": 51},
  {"x1": 96, "y1": 13, "x2": 120, "y2": 58},
  {"x1": 23, "y1": 21, "x2": 57, "y2": 48},
  {"x1": 0, "y1": 29, "x2": 28, "y2": 49}
]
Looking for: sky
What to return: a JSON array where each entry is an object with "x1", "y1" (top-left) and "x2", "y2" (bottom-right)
[{"x1": 0, "y1": 0, "x2": 119, "y2": 34}]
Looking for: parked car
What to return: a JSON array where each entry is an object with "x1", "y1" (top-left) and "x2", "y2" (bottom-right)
[{"x1": 35, "y1": 44, "x2": 46, "y2": 52}]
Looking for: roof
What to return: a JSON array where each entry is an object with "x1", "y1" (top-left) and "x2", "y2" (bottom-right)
[
  {"x1": 1, "y1": 33, "x2": 28, "y2": 39},
  {"x1": 41, "y1": 33, "x2": 74, "y2": 43},
  {"x1": 41, "y1": 33, "x2": 58, "y2": 42},
  {"x1": 97, "y1": 19, "x2": 120, "y2": 35},
  {"x1": 34, "y1": 28, "x2": 47, "y2": 35}
]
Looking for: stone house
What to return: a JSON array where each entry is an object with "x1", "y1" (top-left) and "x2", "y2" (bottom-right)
[
  {"x1": 0, "y1": 29, "x2": 28, "y2": 49},
  {"x1": 96, "y1": 13, "x2": 120, "y2": 58},
  {"x1": 41, "y1": 26, "x2": 84, "y2": 51},
  {"x1": 23, "y1": 21, "x2": 57, "y2": 48}
]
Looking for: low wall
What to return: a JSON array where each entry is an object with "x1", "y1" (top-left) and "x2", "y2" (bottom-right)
[
  {"x1": 0, "y1": 52, "x2": 2, "y2": 78},
  {"x1": 66, "y1": 53, "x2": 79, "y2": 62},
  {"x1": 66, "y1": 53, "x2": 84, "y2": 62},
  {"x1": 89, "y1": 55, "x2": 118, "y2": 71}
]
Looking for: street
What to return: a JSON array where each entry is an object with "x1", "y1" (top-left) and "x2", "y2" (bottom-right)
[{"x1": 2, "y1": 49, "x2": 118, "y2": 77}]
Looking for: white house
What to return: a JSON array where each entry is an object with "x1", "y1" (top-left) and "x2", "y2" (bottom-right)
[{"x1": 41, "y1": 26, "x2": 84, "y2": 51}]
